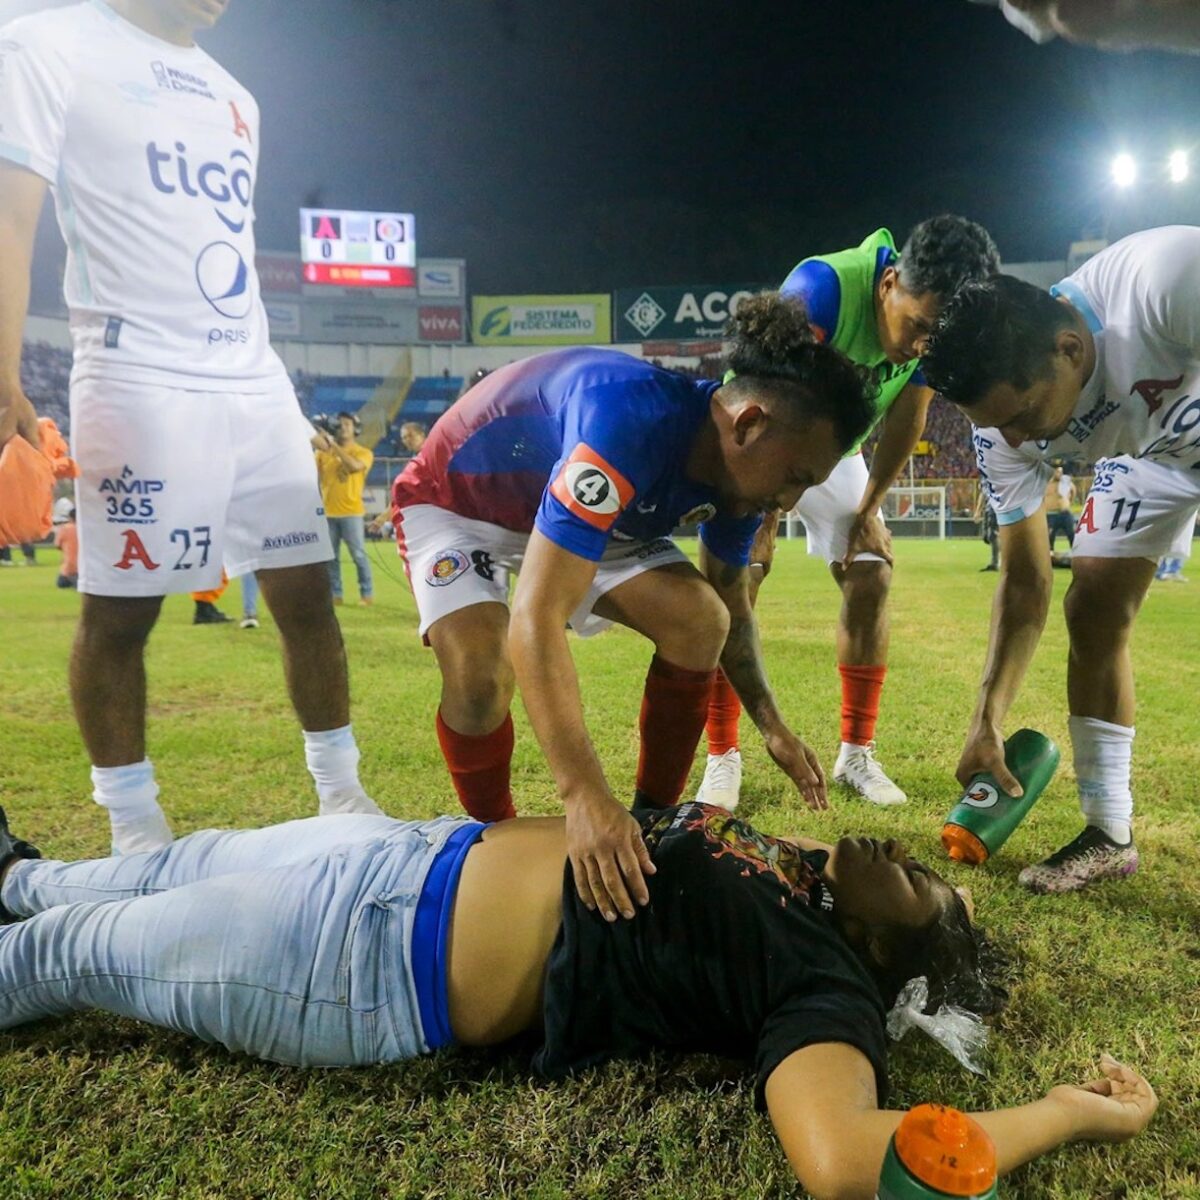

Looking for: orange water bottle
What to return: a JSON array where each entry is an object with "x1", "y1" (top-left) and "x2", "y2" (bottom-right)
[{"x1": 876, "y1": 1104, "x2": 998, "y2": 1199}]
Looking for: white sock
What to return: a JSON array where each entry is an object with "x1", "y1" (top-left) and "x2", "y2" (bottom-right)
[
  {"x1": 839, "y1": 741, "x2": 867, "y2": 756},
  {"x1": 1070, "y1": 715, "x2": 1134, "y2": 844},
  {"x1": 304, "y1": 725, "x2": 382, "y2": 816},
  {"x1": 91, "y1": 760, "x2": 174, "y2": 854}
]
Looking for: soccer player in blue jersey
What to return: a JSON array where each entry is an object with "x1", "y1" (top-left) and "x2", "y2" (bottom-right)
[{"x1": 392, "y1": 295, "x2": 876, "y2": 922}]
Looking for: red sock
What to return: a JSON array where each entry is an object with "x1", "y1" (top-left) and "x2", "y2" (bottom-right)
[
  {"x1": 636, "y1": 655, "x2": 717, "y2": 808},
  {"x1": 839, "y1": 664, "x2": 887, "y2": 746},
  {"x1": 705, "y1": 669, "x2": 742, "y2": 755},
  {"x1": 435, "y1": 709, "x2": 516, "y2": 822}
]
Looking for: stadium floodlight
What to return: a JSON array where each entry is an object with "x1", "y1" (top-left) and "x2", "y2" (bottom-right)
[
  {"x1": 1111, "y1": 152, "x2": 1137, "y2": 188},
  {"x1": 1169, "y1": 149, "x2": 1189, "y2": 183}
]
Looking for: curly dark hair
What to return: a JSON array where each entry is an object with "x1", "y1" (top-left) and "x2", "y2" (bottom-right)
[
  {"x1": 922, "y1": 275, "x2": 1077, "y2": 408},
  {"x1": 724, "y1": 292, "x2": 877, "y2": 453},
  {"x1": 866, "y1": 892, "x2": 1010, "y2": 1018},
  {"x1": 898, "y1": 214, "x2": 1001, "y2": 300}
]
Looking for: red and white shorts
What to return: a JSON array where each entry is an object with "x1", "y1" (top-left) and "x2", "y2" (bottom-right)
[{"x1": 395, "y1": 503, "x2": 689, "y2": 638}]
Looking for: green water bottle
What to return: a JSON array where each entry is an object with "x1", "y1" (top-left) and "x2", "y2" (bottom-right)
[
  {"x1": 941, "y1": 729, "x2": 1060, "y2": 866},
  {"x1": 877, "y1": 1103, "x2": 998, "y2": 1199}
]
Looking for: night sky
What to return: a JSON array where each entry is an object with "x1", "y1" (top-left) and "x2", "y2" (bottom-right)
[{"x1": 16, "y1": 0, "x2": 1200, "y2": 293}]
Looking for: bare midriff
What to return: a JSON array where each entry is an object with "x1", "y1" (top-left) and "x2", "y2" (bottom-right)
[{"x1": 445, "y1": 817, "x2": 568, "y2": 1046}]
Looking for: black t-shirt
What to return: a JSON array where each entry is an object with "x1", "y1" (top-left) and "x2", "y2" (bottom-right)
[{"x1": 533, "y1": 803, "x2": 889, "y2": 1108}]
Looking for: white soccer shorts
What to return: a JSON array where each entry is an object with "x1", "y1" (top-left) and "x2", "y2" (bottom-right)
[
  {"x1": 1072, "y1": 455, "x2": 1200, "y2": 560},
  {"x1": 394, "y1": 503, "x2": 690, "y2": 639},
  {"x1": 791, "y1": 452, "x2": 886, "y2": 566},
  {"x1": 71, "y1": 377, "x2": 331, "y2": 597}
]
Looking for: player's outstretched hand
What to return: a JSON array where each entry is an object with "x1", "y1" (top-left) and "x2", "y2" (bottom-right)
[
  {"x1": 1048, "y1": 1055, "x2": 1158, "y2": 1143},
  {"x1": 957, "y1": 720, "x2": 1023, "y2": 796},
  {"x1": 0, "y1": 385, "x2": 40, "y2": 449},
  {"x1": 765, "y1": 730, "x2": 828, "y2": 810},
  {"x1": 842, "y1": 510, "x2": 893, "y2": 569},
  {"x1": 566, "y1": 792, "x2": 656, "y2": 922}
]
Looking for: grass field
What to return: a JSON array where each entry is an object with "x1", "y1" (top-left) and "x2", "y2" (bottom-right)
[{"x1": 1, "y1": 537, "x2": 1199, "y2": 1199}]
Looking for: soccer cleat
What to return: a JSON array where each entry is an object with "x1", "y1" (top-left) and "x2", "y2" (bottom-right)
[
  {"x1": 980, "y1": 563, "x2": 998, "y2": 572},
  {"x1": 240, "y1": 616, "x2": 259, "y2": 629},
  {"x1": 833, "y1": 741, "x2": 907, "y2": 806},
  {"x1": 359, "y1": 597, "x2": 375, "y2": 607},
  {"x1": 0, "y1": 804, "x2": 42, "y2": 922},
  {"x1": 1018, "y1": 825, "x2": 1139, "y2": 894},
  {"x1": 695, "y1": 748, "x2": 742, "y2": 811},
  {"x1": 0, "y1": 805, "x2": 42, "y2": 864}
]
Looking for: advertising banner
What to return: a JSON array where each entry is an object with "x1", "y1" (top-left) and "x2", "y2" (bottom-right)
[
  {"x1": 472, "y1": 294, "x2": 611, "y2": 346},
  {"x1": 417, "y1": 259, "x2": 466, "y2": 299},
  {"x1": 614, "y1": 284, "x2": 767, "y2": 342},
  {"x1": 300, "y1": 301, "x2": 418, "y2": 345},
  {"x1": 255, "y1": 252, "x2": 303, "y2": 296},
  {"x1": 264, "y1": 301, "x2": 302, "y2": 338},
  {"x1": 418, "y1": 306, "x2": 465, "y2": 343}
]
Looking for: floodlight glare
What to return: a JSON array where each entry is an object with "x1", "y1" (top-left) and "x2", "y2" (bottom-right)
[
  {"x1": 1169, "y1": 149, "x2": 1189, "y2": 183},
  {"x1": 1111, "y1": 153, "x2": 1137, "y2": 188}
]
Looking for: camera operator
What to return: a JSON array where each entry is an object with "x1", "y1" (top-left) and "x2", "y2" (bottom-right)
[{"x1": 313, "y1": 414, "x2": 375, "y2": 606}]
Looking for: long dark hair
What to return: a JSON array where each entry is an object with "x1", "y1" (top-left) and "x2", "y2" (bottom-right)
[{"x1": 863, "y1": 893, "x2": 1009, "y2": 1017}]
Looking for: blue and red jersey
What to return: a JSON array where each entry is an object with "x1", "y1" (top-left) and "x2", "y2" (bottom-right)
[{"x1": 393, "y1": 348, "x2": 761, "y2": 565}]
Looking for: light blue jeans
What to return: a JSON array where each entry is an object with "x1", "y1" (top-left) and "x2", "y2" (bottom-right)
[
  {"x1": 0, "y1": 814, "x2": 469, "y2": 1065},
  {"x1": 326, "y1": 515, "x2": 373, "y2": 600},
  {"x1": 240, "y1": 570, "x2": 259, "y2": 618}
]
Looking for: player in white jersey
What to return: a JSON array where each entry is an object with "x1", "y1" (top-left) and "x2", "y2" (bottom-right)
[
  {"x1": 0, "y1": 0, "x2": 379, "y2": 852},
  {"x1": 922, "y1": 226, "x2": 1200, "y2": 893}
]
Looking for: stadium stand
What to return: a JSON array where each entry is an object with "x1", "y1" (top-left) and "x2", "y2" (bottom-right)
[{"x1": 19, "y1": 341, "x2": 71, "y2": 433}]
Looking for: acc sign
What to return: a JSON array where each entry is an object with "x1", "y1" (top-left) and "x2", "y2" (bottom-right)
[{"x1": 615, "y1": 284, "x2": 766, "y2": 342}]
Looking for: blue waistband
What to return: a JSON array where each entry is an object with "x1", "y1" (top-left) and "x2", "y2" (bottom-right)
[{"x1": 412, "y1": 821, "x2": 486, "y2": 1050}]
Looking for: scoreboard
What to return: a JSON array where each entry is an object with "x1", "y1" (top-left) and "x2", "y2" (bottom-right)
[{"x1": 299, "y1": 208, "x2": 416, "y2": 288}]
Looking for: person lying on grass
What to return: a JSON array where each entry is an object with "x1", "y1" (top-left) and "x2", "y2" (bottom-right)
[{"x1": 0, "y1": 803, "x2": 1155, "y2": 1200}]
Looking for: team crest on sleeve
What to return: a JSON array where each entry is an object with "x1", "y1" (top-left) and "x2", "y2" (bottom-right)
[
  {"x1": 427, "y1": 549, "x2": 470, "y2": 586},
  {"x1": 548, "y1": 443, "x2": 635, "y2": 532}
]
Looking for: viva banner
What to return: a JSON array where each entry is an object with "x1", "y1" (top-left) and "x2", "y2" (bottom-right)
[{"x1": 472, "y1": 295, "x2": 612, "y2": 345}]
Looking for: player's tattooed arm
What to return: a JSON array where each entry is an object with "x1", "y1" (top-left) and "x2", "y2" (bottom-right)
[{"x1": 701, "y1": 546, "x2": 828, "y2": 809}]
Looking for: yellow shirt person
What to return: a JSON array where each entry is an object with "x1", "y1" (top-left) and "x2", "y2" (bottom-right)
[{"x1": 315, "y1": 432, "x2": 374, "y2": 516}]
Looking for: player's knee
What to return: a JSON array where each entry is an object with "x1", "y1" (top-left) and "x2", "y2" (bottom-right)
[
  {"x1": 439, "y1": 652, "x2": 514, "y2": 725},
  {"x1": 661, "y1": 584, "x2": 729, "y2": 660},
  {"x1": 1064, "y1": 575, "x2": 1139, "y2": 643},
  {"x1": 840, "y1": 562, "x2": 891, "y2": 617}
]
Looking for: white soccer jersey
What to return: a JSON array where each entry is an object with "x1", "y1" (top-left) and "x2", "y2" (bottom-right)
[
  {"x1": 974, "y1": 226, "x2": 1200, "y2": 525},
  {"x1": 0, "y1": 1, "x2": 286, "y2": 389}
]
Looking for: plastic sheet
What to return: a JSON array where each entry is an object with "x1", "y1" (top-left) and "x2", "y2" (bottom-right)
[{"x1": 886, "y1": 976, "x2": 990, "y2": 1075}]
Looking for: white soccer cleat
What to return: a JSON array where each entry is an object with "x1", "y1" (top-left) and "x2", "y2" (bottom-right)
[
  {"x1": 695, "y1": 748, "x2": 742, "y2": 811},
  {"x1": 833, "y1": 741, "x2": 907, "y2": 806}
]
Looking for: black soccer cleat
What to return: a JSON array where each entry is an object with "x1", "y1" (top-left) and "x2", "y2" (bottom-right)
[{"x1": 0, "y1": 805, "x2": 41, "y2": 923}]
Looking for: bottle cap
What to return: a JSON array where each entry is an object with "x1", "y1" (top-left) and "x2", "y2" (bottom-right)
[
  {"x1": 894, "y1": 1103, "x2": 997, "y2": 1196},
  {"x1": 941, "y1": 822, "x2": 989, "y2": 865}
]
